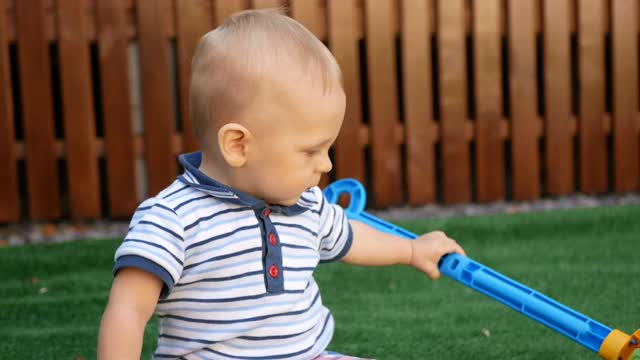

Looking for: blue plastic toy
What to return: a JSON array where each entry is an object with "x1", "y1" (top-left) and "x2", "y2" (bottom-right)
[{"x1": 323, "y1": 178, "x2": 639, "y2": 360}]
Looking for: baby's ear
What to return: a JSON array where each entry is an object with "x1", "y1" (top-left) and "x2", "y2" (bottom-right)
[{"x1": 217, "y1": 123, "x2": 251, "y2": 167}]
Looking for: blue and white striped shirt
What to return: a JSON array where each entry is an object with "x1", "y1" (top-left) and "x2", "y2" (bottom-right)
[{"x1": 114, "y1": 152, "x2": 353, "y2": 359}]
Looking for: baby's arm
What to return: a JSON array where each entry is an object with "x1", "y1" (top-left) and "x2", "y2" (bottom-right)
[
  {"x1": 342, "y1": 220, "x2": 466, "y2": 279},
  {"x1": 97, "y1": 267, "x2": 163, "y2": 360}
]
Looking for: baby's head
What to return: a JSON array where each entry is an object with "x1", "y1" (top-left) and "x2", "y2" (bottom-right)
[{"x1": 190, "y1": 9, "x2": 346, "y2": 206}]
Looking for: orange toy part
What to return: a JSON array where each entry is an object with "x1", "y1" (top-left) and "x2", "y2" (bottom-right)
[{"x1": 599, "y1": 329, "x2": 640, "y2": 360}]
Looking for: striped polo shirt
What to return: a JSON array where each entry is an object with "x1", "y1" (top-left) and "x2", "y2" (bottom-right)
[{"x1": 114, "y1": 151, "x2": 353, "y2": 360}]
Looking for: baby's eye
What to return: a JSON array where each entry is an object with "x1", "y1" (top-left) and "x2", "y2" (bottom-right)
[{"x1": 304, "y1": 150, "x2": 319, "y2": 157}]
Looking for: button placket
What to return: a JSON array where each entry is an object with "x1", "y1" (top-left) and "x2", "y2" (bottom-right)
[
  {"x1": 256, "y1": 207, "x2": 284, "y2": 294},
  {"x1": 268, "y1": 233, "x2": 277, "y2": 246},
  {"x1": 268, "y1": 264, "x2": 279, "y2": 278}
]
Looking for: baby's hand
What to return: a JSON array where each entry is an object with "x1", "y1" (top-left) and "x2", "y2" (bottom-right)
[{"x1": 409, "y1": 231, "x2": 466, "y2": 280}]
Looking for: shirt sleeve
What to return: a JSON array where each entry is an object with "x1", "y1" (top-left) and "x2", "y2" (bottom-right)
[
  {"x1": 113, "y1": 197, "x2": 185, "y2": 297},
  {"x1": 315, "y1": 188, "x2": 353, "y2": 263}
]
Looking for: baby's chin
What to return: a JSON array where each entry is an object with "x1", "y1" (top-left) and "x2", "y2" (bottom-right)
[
  {"x1": 272, "y1": 197, "x2": 301, "y2": 207},
  {"x1": 266, "y1": 188, "x2": 315, "y2": 207},
  {"x1": 267, "y1": 194, "x2": 306, "y2": 207}
]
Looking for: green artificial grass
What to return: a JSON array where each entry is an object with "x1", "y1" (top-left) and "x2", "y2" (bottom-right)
[{"x1": 1, "y1": 205, "x2": 639, "y2": 359}]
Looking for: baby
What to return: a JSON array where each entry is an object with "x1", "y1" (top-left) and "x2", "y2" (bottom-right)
[{"x1": 97, "y1": 9, "x2": 465, "y2": 360}]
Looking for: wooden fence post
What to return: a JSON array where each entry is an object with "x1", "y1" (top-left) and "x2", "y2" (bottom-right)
[
  {"x1": 96, "y1": 0, "x2": 139, "y2": 218},
  {"x1": 508, "y1": 0, "x2": 541, "y2": 200},
  {"x1": 137, "y1": 0, "x2": 178, "y2": 196},
  {"x1": 57, "y1": 0, "x2": 101, "y2": 219},
  {"x1": 611, "y1": 0, "x2": 639, "y2": 192},
  {"x1": 364, "y1": 0, "x2": 403, "y2": 207},
  {"x1": 0, "y1": 0, "x2": 19, "y2": 222},
  {"x1": 543, "y1": 0, "x2": 574, "y2": 195},
  {"x1": 577, "y1": 0, "x2": 608, "y2": 193},
  {"x1": 15, "y1": 0, "x2": 61, "y2": 219},
  {"x1": 326, "y1": 0, "x2": 366, "y2": 185},
  {"x1": 175, "y1": 0, "x2": 213, "y2": 154},
  {"x1": 401, "y1": 0, "x2": 437, "y2": 204},
  {"x1": 438, "y1": 0, "x2": 471, "y2": 203},
  {"x1": 473, "y1": 0, "x2": 505, "y2": 202}
]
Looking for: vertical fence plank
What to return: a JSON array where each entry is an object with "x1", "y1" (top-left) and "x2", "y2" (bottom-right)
[
  {"x1": 3, "y1": 1, "x2": 14, "y2": 41},
  {"x1": 251, "y1": 0, "x2": 282, "y2": 9},
  {"x1": 508, "y1": 0, "x2": 540, "y2": 200},
  {"x1": 137, "y1": 0, "x2": 177, "y2": 195},
  {"x1": 611, "y1": 0, "x2": 639, "y2": 191},
  {"x1": 578, "y1": 0, "x2": 607, "y2": 193},
  {"x1": 291, "y1": 0, "x2": 327, "y2": 40},
  {"x1": 96, "y1": 0, "x2": 138, "y2": 217},
  {"x1": 15, "y1": 0, "x2": 61, "y2": 219},
  {"x1": 401, "y1": 0, "x2": 435, "y2": 204},
  {"x1": 57, "y1": 0, "x2": 101, "y2": 219},
  {"x1": 543, "y1": 0, "x2": 573, "y2": 194},
  {"x1": 176, "y1": 0, "x2": 212, "y2": 153},
  {"x1": 0, "y1": 0, "x2": 19, "y2": 222},
  {"x1": 364, "y1": 0, "x2": 403, "y2": 206},
  {"x1": 438, "y1": 0, "x2": 470, "y2": 203},
  {"x1": 473, "y1": 0, "x2": 504, "y2": 202},
  {"x1": 326, "y1": 0, "x2": 365, "y2": 185},
  {"x1": 215, "y1": 0, "x2": 248, "y2": 25}
]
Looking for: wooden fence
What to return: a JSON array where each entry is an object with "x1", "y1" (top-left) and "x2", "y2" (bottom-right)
[{"x1": 1, "y1": 0, "x2": 639, "y2": 222}]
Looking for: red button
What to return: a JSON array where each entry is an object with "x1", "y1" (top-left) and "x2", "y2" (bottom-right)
[
  {"x1": 268, "y1": 233, "x2": 277, "y2": 246},
  {"x1": 262, "y1": 208, "x2": 271, "y2": 217},
  {"x1": 268, "y1": 265, "x2": 279, "y2": 278}
]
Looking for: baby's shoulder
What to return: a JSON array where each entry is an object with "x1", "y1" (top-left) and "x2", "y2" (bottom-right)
[
  {"x1": 131, "y1": 180, "x2": 195, "y2": 219},
  {"x1": 299, "y1": 186, "x2": 325, "y2": 210}
]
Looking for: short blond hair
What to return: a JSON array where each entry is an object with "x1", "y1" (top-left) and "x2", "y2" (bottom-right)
[{"x1": 189, "y1": 9, "x2": 342, "y2": 149}]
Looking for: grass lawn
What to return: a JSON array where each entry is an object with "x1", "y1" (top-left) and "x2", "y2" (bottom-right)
[{"x1": 1, "y1": 205, "x2": 639, "y2": 359}]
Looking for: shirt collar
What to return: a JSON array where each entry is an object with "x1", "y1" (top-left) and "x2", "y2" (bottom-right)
[{"x1": 177, "y1": 152, "x2": 313, "y2": 215}]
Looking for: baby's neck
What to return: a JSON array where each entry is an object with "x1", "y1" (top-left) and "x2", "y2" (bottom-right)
[
  {"x1": 198, "y1": 153, "x2": 232, "y2": 186},
  {"x1": 198, "y1": 153, "x2": 255, "y2": 197}
]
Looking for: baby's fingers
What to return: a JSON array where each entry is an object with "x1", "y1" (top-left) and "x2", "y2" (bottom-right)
[
  {"x1": 423, "y1": 263, "x2": 440, "y2": 280},
  {"x1": 448, "y1": 238, "x2": 466, "y2": 257}
]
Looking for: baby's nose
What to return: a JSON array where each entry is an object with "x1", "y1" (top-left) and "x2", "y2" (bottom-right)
[{"x1": 318, "y1": 155, "x2": 333, "y2": 173}]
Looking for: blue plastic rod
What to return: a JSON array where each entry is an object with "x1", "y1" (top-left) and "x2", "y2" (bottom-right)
[{"x1": 324, "y1": 179, "x2": 613, "y2": 353}]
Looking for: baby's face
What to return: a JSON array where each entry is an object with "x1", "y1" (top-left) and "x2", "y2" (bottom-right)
[{"x1": 245, "y1": 80, "x2": 346, "y2": 206}]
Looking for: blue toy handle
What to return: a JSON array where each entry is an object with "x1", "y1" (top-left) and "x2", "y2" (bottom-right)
[{"x1": 324, "y1": 179, "x2": 613, "y2": 354}]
